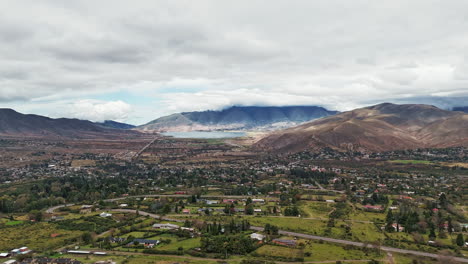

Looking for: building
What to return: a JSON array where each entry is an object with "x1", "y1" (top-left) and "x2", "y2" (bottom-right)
[
  {"x1": 129, "y1": 239, "x2": 160, "y2": 248},
  {"x1": 250, "y1": 233, "x2": 265, "y2": 241},
  {"x1": 10, "y1": 247, "x2": 31, "y2": 255},
  {"x1": 152, "y1": 223, "x2": 179, "y2": 230},
  {"x1": 15, "y1": 258, "x2": 82, "y2": 264},
  {"x1": 99, "y1": 212, "x2": 112, "y2": 218},
  {"x1": 272, "y1": 239, "x2": 297, "y2": 247},
  {"x1": 362, "y1": 205, "x2": 383, "y2": 212},
  {"x1": 180, "y1": 227, "x2": 195, "y2": 232},
  {"x1": 108, "y1": 237, "x2": 126, "y2": 243}
]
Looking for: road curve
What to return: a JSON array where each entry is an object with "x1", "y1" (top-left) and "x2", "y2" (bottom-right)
[
  {"x1": 46, "y1": 207, "x2": 468, "y2": 263},
  {"x1": 46, "y1": 203, "x2": 75, "y2": 214},
  {"x1": 250, "y1": 226, "x2": 468, "y2": 263}
]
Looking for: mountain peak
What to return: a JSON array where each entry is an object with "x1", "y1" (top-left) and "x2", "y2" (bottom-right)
[
  {"x1": 255, "y1": 103, "x2": 468, "y2": 153},
  {"x1": 138, "y1": 105, "x2": 338, "y2": 132},
  {"x1": 0, "y1": 109, "x2": 139, "y2": 139}
]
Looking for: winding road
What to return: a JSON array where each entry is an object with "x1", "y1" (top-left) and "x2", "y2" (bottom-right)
[
  {"x1": 108, "y1": 209, "x2": 468, "y2": 263},
  {"x1": 46, "y1": 203, "x2": 468, "y2": 263}
]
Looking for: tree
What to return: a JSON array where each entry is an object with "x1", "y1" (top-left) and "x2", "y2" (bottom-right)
[
  {"x1": 82, "y1": 232, "x2": 93, "y2": 244},
  {"x1": 439, "y1": 193, "x2": 447, "y2": 207},
  {"x1": 447, "y1": 217, "x2": 453, "y2": 234},
  {"x1": 429, "y1": 227, "x2": 436, "y2": 240},
  {"x1": 456, "y1": 233, "x2": 465, "y2": 247},
  {"x1": 245, "y1": 204, "x2": 254, "y2": 215}
]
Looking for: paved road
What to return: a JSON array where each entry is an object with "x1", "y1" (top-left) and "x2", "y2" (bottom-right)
[
  {"x1": 112, "y1": 209, "x2": 184, "y2": 223},
  {"x1": 250, "y1": 226, "x2": 468, "y2": 263},
  {"x1": 102, "y1": 209, "x2": 468, "y2": 263},
  {"x1": 46, "y1": 203, "x2": 75, "y2": 214},
  {"x1": 132, "y1": 136, "x2": 159, "y2": 160},
  {"x1": 46, "y1": 207, "x2": 468, "y2": 263}
]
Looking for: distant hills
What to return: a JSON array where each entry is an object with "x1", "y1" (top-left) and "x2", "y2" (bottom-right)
[
  {"x1": 255, "y1": 103, "x2": 468, "y2": 153},
  {"x1": 97, "y1": 120, "x2": 136, "y2": 129},
  {"x1": 138, "y1": 106, "x2": 338, "y2": 132},
  {"x1": 453, "y1": 106, "x2": 468, "y2": 113},
  {"x1": 0, "y1": 108, "x2": 139, "y2": 139}
]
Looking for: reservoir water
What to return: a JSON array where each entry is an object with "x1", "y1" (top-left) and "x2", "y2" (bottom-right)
[{"x1": 161, "y1": 131, "x2": 246, "y2": 139}]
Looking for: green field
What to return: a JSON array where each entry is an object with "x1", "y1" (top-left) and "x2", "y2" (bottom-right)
[
  {"x1": 0, "y1": 223, "x2": 81, "y2": 251},
  {"x1": 158, "y1": 237, "x2": 201, "y2": 251},
  {"x1": 254, "y1": 239, "x2": 383, "y2": 262},
  {"x1": 5, "y1": 220, "x2": 24, "y2": 226},
  {"x1": 61, "y1": 253, "x2": 223, "y2": 264},
  {"x1": 254, "y1": 244, "x2": 303, "y2": 260}
]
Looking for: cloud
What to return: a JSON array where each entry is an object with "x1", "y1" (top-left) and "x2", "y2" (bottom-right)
[
  {"x1": 59, "y1": 100, "x2": 132, "y2": 122},
  {"x1": 0, "y1": 1, "x2": 468, "y2": 124}
]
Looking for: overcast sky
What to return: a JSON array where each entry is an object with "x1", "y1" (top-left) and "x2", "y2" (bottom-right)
[{"x1": 1, "y1": 0, "x2": 468, "y2": 125}]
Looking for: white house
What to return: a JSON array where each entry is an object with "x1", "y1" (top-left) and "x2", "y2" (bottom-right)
[
  {"x1": 99, "y1": 212, "x2": 112, "y2": 218},
  {"x1": 250, "y1": 233, "x2": 265, "y2": 241},
  {"x1": 252, "y1": 199, "x2": 265, "y2": 203},
  {"x1": 153, "y1": 223, "x2": 180, "y2": 230}
]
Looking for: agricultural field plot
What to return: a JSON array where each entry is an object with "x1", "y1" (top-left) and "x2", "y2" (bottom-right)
[
  {"x1": 254, "y1": 245, "x2": 303, "y2": 261},
  {"x1": 0, "y1": 218, "x2": 24, "y2": 226},
  {"x1": 346, "y1": 222, "x2": 384, "y2": 242},
  {"x1": 302, "y1": 240, "x2": 382, "y2": 262},
  {"x1": 71, "y1": 159, "x2": 96, "y2": 167},
  {"x1": 392, "y1": 253, "x2": 439, "y2": 264},
  {"x1": 247, "y1": 216, "x2": 328, "y2": 234},
  {"x1": 348, "y1": 209, "x2": 386, "y2": 222},
  {"x1": 157, "y1": 237, "x2": 201, "y2": 251},
  {"x1": 298, "y1": 200, "x2": 335, "y2": 218},
  {"x1": 389, "y1": 160, "x2": 434, "y2": 165},
  {"x1": 0, "y1": 223, "x2": 81, "y2": 251},
  {"x1": 61, "y1": 254, "x2": 222, "y2": 264},
  {"x1": 119, "y1": 232, "x2": 149, "y2": 239},
  {"x1": 254, "y1": 239, "x2": 382, "y2": 262}
]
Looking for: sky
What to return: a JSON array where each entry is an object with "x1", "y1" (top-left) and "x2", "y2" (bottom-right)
[{"x1": 1, "y1": 0, "x2": 468, "y2": 125}]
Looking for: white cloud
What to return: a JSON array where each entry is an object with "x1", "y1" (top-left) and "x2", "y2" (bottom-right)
[
  {"x1": 60, "y1": 100, "x2": 132, "y2": 122},
  {"x1": 0, "y1": 0, "x2": 468, "y2": 124}
]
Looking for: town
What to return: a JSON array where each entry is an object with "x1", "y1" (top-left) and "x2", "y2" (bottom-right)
[{"x1": 0, "y1": 136, "x2": 467, "y2": 264}]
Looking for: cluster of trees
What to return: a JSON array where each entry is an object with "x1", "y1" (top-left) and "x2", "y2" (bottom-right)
[
  {"x1": 284, "y1": 206, "x2": 300, "y2": 216},
  {"x1": 263, "y1": 224, "x2": 279, "y2": 235},
  {"x1": 0, "y1": 195, "x2": 64, "y2": 213},
  {"x1": 56, "y1": 215, "x2": 122, "y2": 234},
  {"x1": 290, "y1": 168, "x2": 337, "y2": 185},
  {"x1": 200, "y1": 234, "x2": 257, "y2": 255},
  {"x1": 385, "y1": 199, "x2": 468, "y2": 247},
  {"x1": 201, "y1": 220, "x2": 250, "y2": 236},
  {"x1": 362, "y1": 193, "x2": 389, "y2": 206}
]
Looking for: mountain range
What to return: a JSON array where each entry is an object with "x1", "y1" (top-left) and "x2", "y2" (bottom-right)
[
  {"x1": 97, "y1": 120, "x2": 136, "y2": 130},
  {"x1": 255, "y1": 103, "x2": 468, "y2": 153},
  {"x1": 453, "y1": 106, "x2": 468, "y2": 113},
  {"x1": 0, "y1": 108, "x2": 138, "y2": 139},
  {"x1": 1, "y1": 104, "x2": 467, "y2": 153},
  {"x1": 138, "y1": 106, "x2": 338, "y2": 132}
]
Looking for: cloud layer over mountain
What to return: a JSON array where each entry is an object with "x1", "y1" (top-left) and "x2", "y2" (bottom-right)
[{"x1": 1, "y1": 1, "x2": 468, "y2": 124}]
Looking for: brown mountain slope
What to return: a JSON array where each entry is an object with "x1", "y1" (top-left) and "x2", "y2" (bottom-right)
[
  {"x1": 254, "y1": 103, "x2": 468, "y2": 153},
  {"x1": 0, "y1": 108, "x2": 140, "y2": 139}
]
